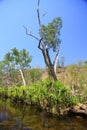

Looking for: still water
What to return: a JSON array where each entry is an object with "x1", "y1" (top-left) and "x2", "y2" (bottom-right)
[{"x1": 0, "y1": 100, "x2": 87, "y2": 130}]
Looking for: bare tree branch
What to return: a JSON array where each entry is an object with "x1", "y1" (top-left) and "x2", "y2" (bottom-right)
[
  {"x1": 37, "y1": 0, "x2": 41, "y2": 27},
  {"x1": 38, "y1": 0, "x2": 40, "y2": 7},
  {"x1": 38, "y1": 38, "x2": 49, "y2": 66},
  {"x1": 41, "y1": 12, "x2": 48, "y2": 18},
  {"x1": 38, "y1": 38, "x2": 43, "y2": 50},
  {"x1": 23, "y1": 26, "x2": 39, "y2": 41}
]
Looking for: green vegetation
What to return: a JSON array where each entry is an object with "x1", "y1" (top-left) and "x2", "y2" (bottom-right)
[
  {"x1": 0, "y1": 78, "x2": 84, "y2": 115},
  {"x1": 0, "y1": 48, "x2": 87, "y2": 116},
  {"x1": 3, "y1": 48, "x2": 32, "y2": 86},
  {"x1": 0, "y1": 48, "x2": 43, "y2": 87}
]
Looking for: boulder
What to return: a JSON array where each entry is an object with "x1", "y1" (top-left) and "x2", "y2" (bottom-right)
[{"x1": 68, "y1": 104, "x2": 87, "y2": 119}]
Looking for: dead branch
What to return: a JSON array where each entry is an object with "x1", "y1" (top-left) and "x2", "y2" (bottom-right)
[
  {"x1": 23, "y1": 26, "x2": 39, "y2": 41},
  {"x1": 38, "y1": 38, "x2": 43, "y2": 50},
  {"x1": 41, "y1": 12, "x2": 48, "y2": 18},
  {"x1": 37, "y1": 0, "x2": 41, "y2": 27}
]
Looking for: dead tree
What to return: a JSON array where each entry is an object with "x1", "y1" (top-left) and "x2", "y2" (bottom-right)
[{"x1": 24, "y1": 0, "x2": 62, "y2": 81}]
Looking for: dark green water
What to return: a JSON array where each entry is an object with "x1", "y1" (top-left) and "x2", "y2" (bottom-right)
[{"x1": 0, "y1": 100, "x2": 87, "y2": 130}]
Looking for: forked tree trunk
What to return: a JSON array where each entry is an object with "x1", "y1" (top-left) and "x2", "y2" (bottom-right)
[
  {"x1": 38, "y1": 40, "x2": 57, "y2": 81},
  {"x1": 24, "y1": 0, "x2": 58, "y2": 81},
  {"x1": 37, "y1": 0, "x2": 57, "y2": 81}
]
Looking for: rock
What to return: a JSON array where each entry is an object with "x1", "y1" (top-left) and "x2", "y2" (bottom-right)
[
  {"x1": 79, "y1": 104, "x2": 87, "y2": 110},
  {"x1": 68, "y1": 104, "x2": 87, "y2": 119}
]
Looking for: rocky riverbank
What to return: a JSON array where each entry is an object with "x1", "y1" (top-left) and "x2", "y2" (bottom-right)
[{"x1": 68, "y1": 103, "x2": 87, "y2": 119}]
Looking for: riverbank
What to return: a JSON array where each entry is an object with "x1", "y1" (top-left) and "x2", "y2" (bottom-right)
[{"x1": 0, "y1": 78, "x2": 87, "y2": 119}]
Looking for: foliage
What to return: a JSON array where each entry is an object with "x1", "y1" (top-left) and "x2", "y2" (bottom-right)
[
  {"x1": 2, "y1": 47, "x2": 32, "y2": 73},
  {"x1": 28, "y1": 68, "x2": 42, "y2": 83},
  {"x1": 41, "y1": 17, "x2": 62, "y2": 52},
  {"x1": 8, "y1": 48, "x2": 32, "y2": 70},
  {"x1": 39, "y1": 17, "x2": 62, "y2": 80},
  {"x1": 0, "y1": 79, "x2": 80, "y2": 114}
]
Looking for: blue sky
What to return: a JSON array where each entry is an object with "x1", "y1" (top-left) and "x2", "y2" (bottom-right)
[{"x1": 0, "y1": 0, "x2": 87, "y2": 67}]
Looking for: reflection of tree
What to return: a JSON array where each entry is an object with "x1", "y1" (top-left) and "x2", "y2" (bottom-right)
[
  {"x1": 0, "y1": 101, "x2": 11, "y2": 122},
  {"x1": 12, "y1": 119, "x2": 22, "y2": 130},
  {"x1": 41, "y1": 111, "x2": 49, "y2": 128},
  {"x1": 0, "y1": 112, "x2": 9, "y2": 122},
  {"x1": 12, "y1": 118, "x2": 32, "y2": 130},
  {"x1": 11, "y1": 102, "x2": 32, "y2": 130}
]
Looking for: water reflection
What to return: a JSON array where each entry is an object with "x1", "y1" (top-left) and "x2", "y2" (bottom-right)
[
  {"x1": 12, "y1": 119, "x2": 32, "y2": 130},
  {"x1": 0, "y1": 100, "x2": 87, "y2": 130},
  {"x1": 0, "y1": 112, "x2": 9, "y2": 122}
]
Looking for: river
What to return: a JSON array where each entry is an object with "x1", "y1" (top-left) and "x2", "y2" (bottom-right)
[{"x1": 0, "y1": 99, "x2": 87, "y2": 130}]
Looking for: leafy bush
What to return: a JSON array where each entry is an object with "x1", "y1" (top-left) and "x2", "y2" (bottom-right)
[
  {"x1": 0, "y1": 78, "x2": 81, "y2": 114},
  {"x1": 28, "y1": 68, "x2": 42, "y2": 83}
]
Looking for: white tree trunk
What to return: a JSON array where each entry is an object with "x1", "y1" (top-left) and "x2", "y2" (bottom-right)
[
  {"x1": 19, "y1": 69, "x2": 26, "y2": 86},
  {"x1": 54, "y1": 54, "x2": 58, "y2": 74}
]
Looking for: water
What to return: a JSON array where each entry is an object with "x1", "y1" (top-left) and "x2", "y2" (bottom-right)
[{"x1": 0, "y1": 100, "x2": 87, "y2": 130}]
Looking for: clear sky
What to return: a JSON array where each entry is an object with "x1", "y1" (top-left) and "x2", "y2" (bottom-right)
[{"x1": 0, "y1": 0, "x2": 87, "y2": 68}]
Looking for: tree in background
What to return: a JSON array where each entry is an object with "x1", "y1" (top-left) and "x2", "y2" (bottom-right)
[
  {"x1": 24, "y1": 0, "x2": 62, "y2": 81},
  {"x1": 59, "y1": 56, "x2": 65, "y2": 67},
  {"x1": 3, "y1": 52, "x2": 15, "y2": 87},
  {"x1": 12, "y1": 48, "x2": 32, "y2": 86},
  {"x1": 0, "y1": 61, "x2": 6, "y2": 87},
  {"x1": 84, "y1": 60, "x2": 87, "y2": 65},
  {"x1": 3, "y1": 48, "x2": 32, "y2": 86},
  {"x1": 28, "y1": 68, "x2": 42, "y2": 83}
]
